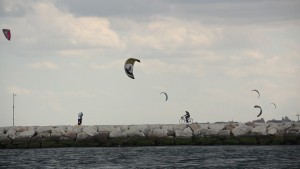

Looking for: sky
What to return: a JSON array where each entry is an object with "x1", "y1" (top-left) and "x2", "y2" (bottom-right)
[{"x1": 1, "y1": 0, "x2": 300, "y2": 126}]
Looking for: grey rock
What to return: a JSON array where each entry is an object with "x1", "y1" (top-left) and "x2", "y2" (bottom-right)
[
  {"x1": 218, "y1": 130, "x2": 231, "y2": 137},
  {"x1": 16, "y1": 127, "x2": 35, "y2": 139},
  {"x1": 286, "y1": 127, "x2": 300, "y2": 136},
  {"x1": 149, "y1": 129, "x2": 169, "y2": 138},
  {"x1": 52, "y1": 127, "x2": 65, "y2": 134},
  {"x1": 0, "y1": 134, "x2": 10, "y2": 143},
  {"x1": 129, "y1": 125, "x2": 149, "y2": 133},
  {"x1": 109, "y1": 130, "x2": 126, "y2": 138},
  {"x1": 188, "y1": 123, "x2": 200, "y2": 132},
  {"x1": 36, "y1": 126, "x2": 53, "y2": 134},
  {"x1": 77, "y1": 132, "x2": 93, "y2": 141},
  {"x1": 15, "y1": 127, "x2": 28, "y2": 133},
  {"x1": 64, "y1": 131, "x2": 77, "y2": 139},
  {"x1": 232, "y1": 123, "x2": 253, "y2": 136},
  {"x1": 225, "y1": 123, "x2": 237, "y2": 131},
  {"x1": 123, "y1": 128, "x2": 145, "y2": 138},
  {"x1": 267, "y1": 128, "x2": 277, "y2": 135},
  {"x1": 94, "y1": 131, "x2": 109, "y2": 142},
  {"x1": 251, "y1": 126, "x2": 267, "y2": 135},
  {"x1": 183, "y1": 127, "x2": 193, "y2": 134},
  {"x1": 208, "y1": 124, "x2": 225, "y2": 131},
  {"x1": 198, "y1": 123, "x2": 209, "y2": 129},
  {"x1": 82, "y1": 126, "x2": 98, "y2": 136},
  {"x1": 0, "y1": 128, "x2": 4, "y2": 134},
  {"x1": 173, "y1": 124, "x2": 186, "y2": 131},
  {"x1": 161, "y1": 125, "x2": 174, "y2": 131},
  {"x1": 50, "y1": 127, "x2": 65, "y2": 140},
  {"x1": 148, "y1": 124, "x2": 161, "y2": 130},
  {"x1": 194, "y1": 128, "x2": 219, "y2": 136},
  {"x1": 73, "y1": 125, "x2": 84, "y2": 133},
  {"x1": 175, "y1": 130, "x2": 193, "y2": 138},
  {"x1": 98, "y1": 125, "x2": 118, "y2": 132},
  {"x1": 6, "y1": 127, "x2": 16, "y2": 139}
]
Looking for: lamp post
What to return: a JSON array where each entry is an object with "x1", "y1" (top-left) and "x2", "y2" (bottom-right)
[
  {"x1": 297, "y1": 113, "x2": 300, "y2": 122},
  {"x1": 13, "y1": 93, "x2": 16, "y2": 126}
]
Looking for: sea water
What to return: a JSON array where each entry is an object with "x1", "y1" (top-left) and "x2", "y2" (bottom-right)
[{"x1": 0, "y1": 145, "x2": 299, "y2": 169}]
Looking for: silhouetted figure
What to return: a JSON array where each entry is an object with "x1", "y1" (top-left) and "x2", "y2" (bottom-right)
[
  {"x1": 78, "y1": 112, "x2": 83, "y2": 125},
  {"x1": 185, "y1": 111, "x2": 190, "y2": 123}
]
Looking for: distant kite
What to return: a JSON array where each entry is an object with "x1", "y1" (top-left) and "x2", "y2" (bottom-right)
[
  {"x1": 2, "y1": 29, "x2": 11, "y2": 41},
  {"x1": 270, "y1": 103, "x2": 276, "y2": 109},
  {"x1": 124, "y1": 58, "x2": 140, "y2": 79},
  {"x1": 254, "y1": 105, "x2": 262, "y2": 117},
  {"x1": 251, "y1": 89, "x2": 260, "y2": 98},
  {"x1": 160, "y1": 92, "x2": 168, "y2": 101}
]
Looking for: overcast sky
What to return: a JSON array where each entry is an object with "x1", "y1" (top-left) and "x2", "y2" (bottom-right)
[{"x1": 1, "y1": 0, "x2": 300, "y2": 126}]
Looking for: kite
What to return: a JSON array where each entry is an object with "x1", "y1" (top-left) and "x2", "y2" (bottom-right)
[
  {"x1": 251, "y1": 89, "x2": 260, "y2": 98},
  {"x1": 160, "y1": 92, "x2": 168, "y2": 101},
  {"x1": 2, "y1": 29, "x2": 11, "y2": 41},
  {"x1": 254, "y1": 105, "x2": 262, "y2": 117},
  {"x1": 270, "y1": 103, "x2": 276, "y2": 109},
  {"x1": 124, "y1": 58, "x2": 140, "y2": 79}
]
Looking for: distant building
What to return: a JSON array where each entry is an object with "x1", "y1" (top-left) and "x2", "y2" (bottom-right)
[
  {"x1": 253, "y1": 118, "x2": 265, "y2": 123},
  {"x1": 267, "y1": 116, "x2": 292, "y2": 123}
]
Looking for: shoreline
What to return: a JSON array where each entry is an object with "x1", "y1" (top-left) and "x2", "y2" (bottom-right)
[{"x1": 1, "y1": 122, "x2": 299, "y2": 148}]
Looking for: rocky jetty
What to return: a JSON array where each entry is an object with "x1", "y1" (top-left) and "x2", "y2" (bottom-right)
[{"x1": 0, "y1": 122, "x2": 300, "y2": 148}]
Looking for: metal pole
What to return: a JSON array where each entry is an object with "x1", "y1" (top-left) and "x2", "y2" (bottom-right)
[
  {"x1": 13, "y1": 93, "x2": 16, "y2": 126},
  {"x1": 297, "y1": 113, "x2": 300, "y2": 122}
]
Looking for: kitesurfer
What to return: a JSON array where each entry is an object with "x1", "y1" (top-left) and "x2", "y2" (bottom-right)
[{"x1": 78, "y1": 112, "x2": 83, "y2": 125}]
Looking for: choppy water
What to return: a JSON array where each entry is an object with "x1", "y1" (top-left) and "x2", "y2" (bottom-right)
[{"x1": 0, "y1": 146, "x2": 300, "y2": 169}]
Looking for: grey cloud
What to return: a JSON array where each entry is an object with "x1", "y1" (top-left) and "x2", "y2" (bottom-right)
[
  {"x1": 0, "y1": 0, "x2": 33, "y2": 17},
  {"x1": 54, "y1": 0, "x2": 300, "y2": 24}
]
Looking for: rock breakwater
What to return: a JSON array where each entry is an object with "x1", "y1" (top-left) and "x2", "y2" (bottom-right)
[{"x1": 1, "y1": 122, "x2": 300, "y2": 148}]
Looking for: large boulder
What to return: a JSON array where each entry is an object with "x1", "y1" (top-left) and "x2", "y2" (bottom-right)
[
  {"x1": 286, "y1": 127, "x2": 300, "y2": 136},
  {"x1": 149, "y1": 129, "x2": 169, "y2": 138},
  {"x1": 0, "y1": 134, "x2": 10, "y2": 144},
  {"x1": 0, "y1": 128, "x2": 4, "y2": 135},
  {"x1": 218, "y1": 130, "x2": 231, "y2": 137},
  {"x1": 251, "y1": 126, "x2": 267, "y2": 135},
  {"x1": 267, "y1": 128, "x2": 277, "y2": 135},
  {"x1": 148, "y1": 124, "x2": 161, "y2": 130},
  {"x1": 63, "y1": 126, "x2": 77, "y2": 140},
  {"x1": 15, "y1": 127, "x2": 36, "y2": 140},
  {"x1": 6, "y1": 127, "x2": 17, "y2": 139},
  {"x1": 36, "y1": 126, "x2": 53, "y2": 134},
  {"x1": 225, "y1": 123, "x2": 238, "y2": 131},
  {"x1": 129, "y1": 125, "x2": 149, "y2": 133},
  {"x1": 123, "y1": 128, "x2": 145, "y2": 138},
  {"x1": 194, "y1": 128, "x2": 219, "y2": 137},
  {"x1": 94, "y1": 131, "x2": 109, "y2": 143},
  {"x1": 175, "y1": 128, "x2": 193, "y2": 138},
  {"x1": 76, "y1": 132, "x2": 93, "y2": 141},
  {"x1": 232, "y1": 123, "x2": 253, "y2": 136},
  {"x1": 173, "y1": 124, "x2": 186, "y2": 131},
  {"x1": 48, "y1": 127, "x2": 65, "y2": 141},
  {"x1": 188, "y1": 124, "x2": 200, "y2": 132},
  {"x1": 198, "y1": 123, "x2": 209, "y2": 129},
  {"x1": 73, "y1": 125, "x2": 84, "y2": 133},
  {"x1": 82, "y1": 126, "x2": 98, "y2": 136},
  {"x1": 208, "y1": 123, "x2": 225, "y2": 131},
  {"x1": 161, "y1": 125, "x2": 174, "y2": 131},
  {"x1": 109, "y1": 130, "x2": 126, "y2": 138},
  {"x1": 98, "y1": 125, "x2": 119, "y2": 132}
]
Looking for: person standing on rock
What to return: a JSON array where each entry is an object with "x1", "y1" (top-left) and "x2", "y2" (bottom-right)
[{"x1": 78, "y1": 112, "x2": 83, "y2": 125}]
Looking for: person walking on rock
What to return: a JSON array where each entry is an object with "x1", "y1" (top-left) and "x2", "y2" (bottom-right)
[{"x1": 78, "y1": 112, "x2": 83, "y2": 125}]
